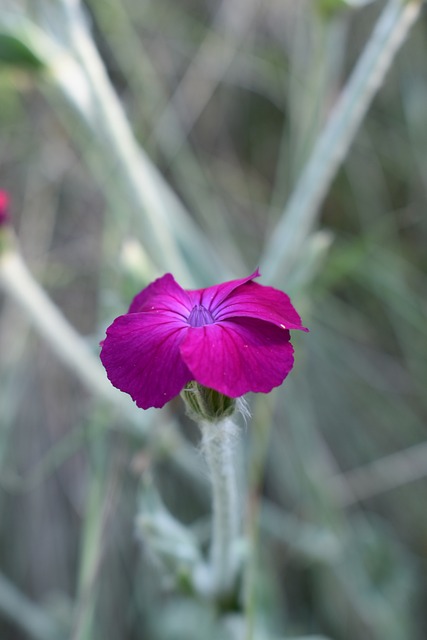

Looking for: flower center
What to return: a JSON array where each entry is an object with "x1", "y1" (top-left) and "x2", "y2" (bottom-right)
[{"x1": 188, "y1": 304, "x2": 214, "y2": 327}]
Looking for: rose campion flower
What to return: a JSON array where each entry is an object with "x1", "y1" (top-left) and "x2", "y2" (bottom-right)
[{"x1": 100, "y1": 270, "x2": 308, "y2": 409}]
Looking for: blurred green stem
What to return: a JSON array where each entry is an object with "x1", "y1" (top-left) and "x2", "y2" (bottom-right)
[
  {"x1": 59, "y1": 0, "x2": 188, "y2": 282},
  {"x1": 0, "y1": 248, "x2": 146, "y2": 429},
  {"x1": 0, "y1": 572, "x2": 60, "y2": 640},
  {"x1": 72, "y1": 446, "x2": 110, "y2": 640},
  {"x1": 262, "y1": 0, "x2": 423, "y2": 283},
  {"x1": 1, "y1": 1, "x2": 226, "y2": 283},
  {"x1": 58, "y1": 0, "x2": 226, "y2": 284},
  {"x1": 200, "y1": 418, "x2": 241, "y2": 598},
  {"x1": 243, "y1": 396, "x2": 275, "y2": 640},
  {"x1": 327, "y1": 438, "x2": 427, "y2": 506}
]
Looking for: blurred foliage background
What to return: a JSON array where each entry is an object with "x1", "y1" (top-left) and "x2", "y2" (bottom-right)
[{"x1": 0, "y1": 0, "x2": 426, "y2": 639}]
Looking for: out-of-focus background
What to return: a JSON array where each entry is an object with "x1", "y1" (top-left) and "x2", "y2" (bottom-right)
[{"x1": 0, "y1": 0, "x2": 426, "y2": 639}]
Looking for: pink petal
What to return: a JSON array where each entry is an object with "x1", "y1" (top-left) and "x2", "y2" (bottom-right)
[
  {"x1": 214, "y1": 281, "x2": 308, "y2": 331},
  {"x1": 100, "y1": 312, "x2": 191, "y2": 409},
  {"x1": 187, "y1": 269, "x2": 261, "y2": 310},
  {"x1": 180, "y1": 317, "x2": 295, "y2": 398},
  {"x1": 128, "y1": 273, "x2": 192, "y2": 318}
]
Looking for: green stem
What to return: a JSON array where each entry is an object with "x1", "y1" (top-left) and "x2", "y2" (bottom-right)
[
  {"x1": 0, "y1": 249, "x2": 145, "y2": 429},
  {"x1": 243, "y1": 396, "x2": 274, "y2": 640},
  {"x1": 262, "y1": 0, "x2": 423, "y2": 283},
  {"x1": 60, "y1": 0, "x2": 227, "y2": 284},
  {"x1": 0, "y1": 572, "x2": 60, "y2": 640},
  {"x1": 1, "y1": 2, "x2": 227, "y2": 283},
  {"x1": 200, "y1": 418, "x2": 241, "y2": 597}
]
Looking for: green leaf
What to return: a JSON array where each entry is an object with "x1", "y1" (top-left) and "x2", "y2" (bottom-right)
[{"x1": 0, "y1": 32, "x2": 45, "y2": 69}]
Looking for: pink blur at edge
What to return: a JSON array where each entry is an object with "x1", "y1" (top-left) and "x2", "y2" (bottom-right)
[{"x1": 0, "y1": 191, "x2": 10, "y2": 226}]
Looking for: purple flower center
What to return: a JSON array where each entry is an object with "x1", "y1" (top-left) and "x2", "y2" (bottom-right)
[{"x1": 188, "y1": 304, "x2": 214, "y2": 327}]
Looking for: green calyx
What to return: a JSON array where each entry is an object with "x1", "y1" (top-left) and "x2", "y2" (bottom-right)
[{"x1": 180, "y1": 381, "x2": 236, "y2": 423}]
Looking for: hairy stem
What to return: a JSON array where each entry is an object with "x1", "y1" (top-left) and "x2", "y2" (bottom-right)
[{"x1": 200, "y1": 418, "x2": 241, "y2": 597}]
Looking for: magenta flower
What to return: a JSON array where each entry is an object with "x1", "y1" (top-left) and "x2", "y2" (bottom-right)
[
  {"x1": 0, "y1": 191, "x2": 10, "y2": 227},
  {"x1": 100, "y1": 270, "x2": 308, "y2": 409}
]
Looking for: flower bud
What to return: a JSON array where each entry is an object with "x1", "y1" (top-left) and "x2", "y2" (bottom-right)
[{"x1": 181, "y1": 381, "x2": 236, "y2": 423}]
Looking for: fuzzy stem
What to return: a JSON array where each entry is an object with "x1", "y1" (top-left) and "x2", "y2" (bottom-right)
[{"x1": 200, "y1": 418, "x2": 241, "y2": 597}]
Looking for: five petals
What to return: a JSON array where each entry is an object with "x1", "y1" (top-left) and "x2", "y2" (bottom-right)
[{"x1": 100, "y1": 271, "x2": 307, "y2": 409}]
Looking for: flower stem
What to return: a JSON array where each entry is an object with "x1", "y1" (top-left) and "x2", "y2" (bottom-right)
[{"x1": 200, "y1": 418, "x2": 241, "y2": 598}]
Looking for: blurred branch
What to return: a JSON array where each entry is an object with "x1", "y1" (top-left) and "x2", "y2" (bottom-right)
[
  {"x1": 260, "y1": 500, "x2": 341, "y2": 563},
  {"x1": 0, "y1": 2, "x2": 227, "y2": 284},
  {"x1": 262, "y1": 0, "x2": 423, "y2": 284},
  {"x1": 0, "y1": 248, "x2": 148, "y2": 429},
  {"x1": 244, "y1": 396, "x2": 280, "y2": 640},
  {"x1": 71, "y1": 443, "x2": 119, "y2": 640},
  {"x1": 87, "y1": 0, "x2": 248, "y2": 274},
  {"x1": 326, "y1": 439, "x2": 427, "y2": 506},
  {"x1": 147, "y1": 0, "x2": 258, "y2": 274},
  {"x1": 149, "y1": 0, "x2": 260, "y2": 159},
  {"x1": 58, "y1": 0, "x2": 194, "y2": 283},
  {"x1": 61, "y1": 0, "x2": 237, "y2": 284},
  {"x1": 0, "y1": 572, "x2": 61, "y2": 640}
]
